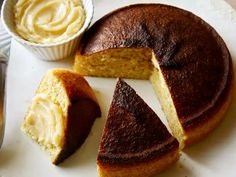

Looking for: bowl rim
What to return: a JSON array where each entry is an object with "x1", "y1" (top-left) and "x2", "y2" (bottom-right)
[{"x1": 1, "y1": 0, "x2": 94, "y2": 48}]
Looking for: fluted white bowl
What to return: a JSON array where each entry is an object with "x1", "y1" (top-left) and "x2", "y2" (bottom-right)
[{"x1": 1, "y1": 0, "x2": 94, "y2": 61}]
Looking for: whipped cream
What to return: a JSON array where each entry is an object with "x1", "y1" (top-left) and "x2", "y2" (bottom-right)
[{"x1": 14, "y1": 0, "x2": 86, "y2": 44}]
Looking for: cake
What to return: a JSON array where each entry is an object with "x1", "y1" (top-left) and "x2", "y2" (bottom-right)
[
  {"x1": 21, "y1": 69, "x2": 101, "y2": 165},
  {"x1": 97, "y1": 79, "x2": 179, "y2": 177},
  {"x1": 74, "y1": 4, "x2": 234, "y2": 148}
]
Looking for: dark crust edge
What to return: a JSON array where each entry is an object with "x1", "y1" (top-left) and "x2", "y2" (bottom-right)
[
  {"x1": 183, "y1": 54, "x2": 234, "y2": 131},
  {"x1": 97, "y1": 137, "x2": 179, "y2": 166},
  {"x1": 78, "y1": 4, "x2": 185, "y2": 55},
  {"x1": 78, "y1": 3, "x2": 224, "y2": 55},
  {"x1": 161, "y1": 11, "x2": 233, "y2": 125},
  {"x1": 53, "y1": 98, "x2": 101, "y2": 165}
]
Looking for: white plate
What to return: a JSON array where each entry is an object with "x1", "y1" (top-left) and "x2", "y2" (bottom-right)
[{"x1": 0, "y1": 0, "x2": 236, "y2": 176}]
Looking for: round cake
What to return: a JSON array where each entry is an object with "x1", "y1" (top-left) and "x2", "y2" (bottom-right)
[{"x1": 74, "y1": 4, "x2": 233, "y2": 148}]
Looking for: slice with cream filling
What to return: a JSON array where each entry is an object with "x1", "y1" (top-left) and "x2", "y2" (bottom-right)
[
  {"x1": 21, "y1": 69, "x2": 101, "y2": 164},
  {"x1": 22, "y1": 93, "x2": 64, "y2": 160}
]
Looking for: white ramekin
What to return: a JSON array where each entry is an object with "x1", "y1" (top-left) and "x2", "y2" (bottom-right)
[{"x1": 1, "y1": 0, "x2": 94, "y2": 61}]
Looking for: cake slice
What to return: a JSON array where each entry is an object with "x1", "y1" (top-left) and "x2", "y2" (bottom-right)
[
  {"x1": 97, "y1": 79, "x2": 179, "y2": 177},
  {"x1": 21, "y1": 69, "x2": 101, "y2": 165}
]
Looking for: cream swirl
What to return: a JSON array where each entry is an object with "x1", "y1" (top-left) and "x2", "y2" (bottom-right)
[
  {"x1": 14, "y1": 0, "x2": 85, "y2": 44},
  {"x1": 23, "y1": 93, "x2": 64, "y2": 148}
]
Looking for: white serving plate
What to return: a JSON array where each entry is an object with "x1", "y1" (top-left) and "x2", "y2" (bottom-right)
[{"x1": 0, "y1": 0, "x2": 236, "y2": 176}]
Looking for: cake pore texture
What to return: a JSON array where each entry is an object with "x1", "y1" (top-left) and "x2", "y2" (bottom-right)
[{"x1": 75, "y1": 48, "x2": 153, "y2": 79}]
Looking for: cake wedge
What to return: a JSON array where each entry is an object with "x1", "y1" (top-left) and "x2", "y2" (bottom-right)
[
  {"x1": 21, "y1": 69, "x2": 101, "y2": 165},
  {"x1": 97, "y1": 79, "x2": 179, "y2": 177}
]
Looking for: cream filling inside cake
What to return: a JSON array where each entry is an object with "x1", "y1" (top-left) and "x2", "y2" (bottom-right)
[
  {"x1": 22, "y1": 93, "x2": 64, "y2": 160},
  {"x1": 150, "y1": 54, "x2": 186, "y2": 149}
]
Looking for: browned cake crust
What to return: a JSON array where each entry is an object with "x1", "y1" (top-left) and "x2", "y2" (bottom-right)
[
  {"x1": 97, "y1": 79, "x2": 179, "y2": 176},
  {"x1": 51, "y1": 70, "x2": 101, "y2": 164},
  {"x1": 77, "y1": 4, "x2": 233, "y2": 146},
  {"x1": 36, "y1": 69, "x2": 101, "y2": 164},
  {"x1": 55, "y1": 98, "x2": 101, "y2": 164},
  {"x1": 182, "y1": 62, "x2": 233, "y2": 146}
]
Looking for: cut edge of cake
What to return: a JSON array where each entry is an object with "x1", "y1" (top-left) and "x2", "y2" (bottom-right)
[
  {"x1": 150, "y1": 56, "x2": 186, "y2": 149},
  {"x1": 74, "y1": 48, "x2": 153, "y2": 80},
  {"x1": 150, "y1": 52, "x2": 234, "y2": 147}
]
